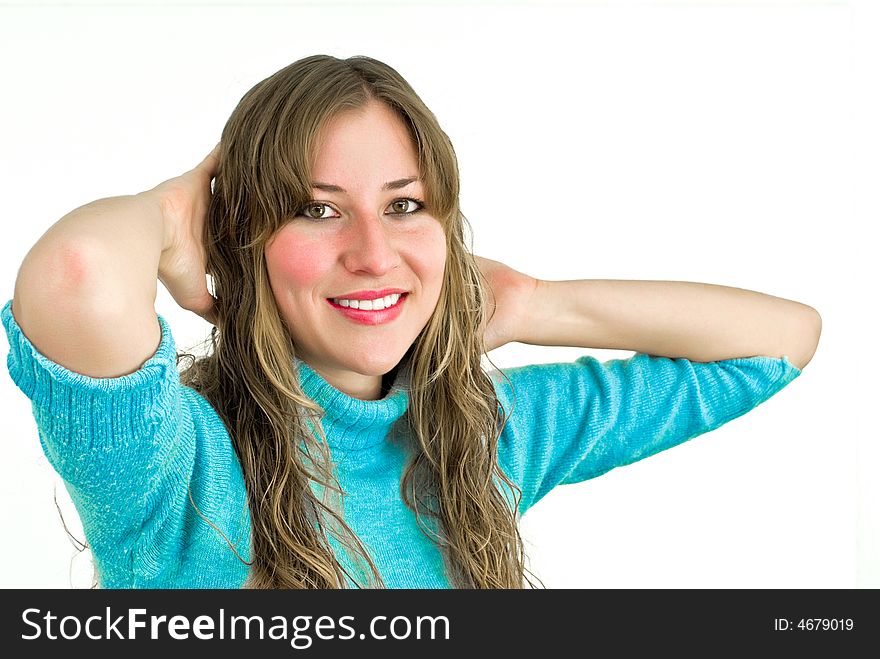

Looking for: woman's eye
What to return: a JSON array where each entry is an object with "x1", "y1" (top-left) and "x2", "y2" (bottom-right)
[
  {"x1": 300, "y1": 203, "x2": 337, "y2": 220},
  {"x1": 389, "y1": 198, "x2": 424, "y2": 215},
  {"x1": 296, "y1": 198, "x2": 424, "y2": 221}
]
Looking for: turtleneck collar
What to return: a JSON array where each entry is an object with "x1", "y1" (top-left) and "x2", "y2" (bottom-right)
[{"x1": 294, "y1": 355, "x2": 412, "y2": 451}]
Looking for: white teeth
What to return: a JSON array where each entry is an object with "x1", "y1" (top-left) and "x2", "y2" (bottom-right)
[{"x1": 333, "y1": 293, "x2": 402, "y2": 311}]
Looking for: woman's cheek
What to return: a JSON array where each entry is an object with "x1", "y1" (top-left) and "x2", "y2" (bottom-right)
[
  {"x1": 267, "y1": 231, "x2": 329, "y2": 287},
  {"x1": 420, "y1": 222, "x2": 447, "y2": 284}
]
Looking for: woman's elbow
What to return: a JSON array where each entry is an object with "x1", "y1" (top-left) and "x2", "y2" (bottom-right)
[{"x1": 788, "y1": 306, "x2": 822, "y2": 371}]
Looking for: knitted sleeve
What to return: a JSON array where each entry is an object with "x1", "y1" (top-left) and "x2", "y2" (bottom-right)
[
  {"x1": 1, "y1": 299, "x2": 250, "y2": 588},
  {"x1": 491, "y1": 352, "x2": 802, "y2": 517}
]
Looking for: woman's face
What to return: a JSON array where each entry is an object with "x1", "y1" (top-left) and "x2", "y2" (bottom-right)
[{"x1": 265, "y1": 100, "x2": 447, "y2": 400}]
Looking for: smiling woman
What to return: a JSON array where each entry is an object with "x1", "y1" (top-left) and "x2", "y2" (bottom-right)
[
  {"x1": 264, "y1": 101, "x2": 447, "y2": 401},
  {"x1": 2, "y1": 53, "x2": 820, "y2": 590}
]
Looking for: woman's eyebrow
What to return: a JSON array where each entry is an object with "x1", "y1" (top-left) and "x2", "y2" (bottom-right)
[{"x1": 311, "y1": 177, "x2": 421, "y2": 193}]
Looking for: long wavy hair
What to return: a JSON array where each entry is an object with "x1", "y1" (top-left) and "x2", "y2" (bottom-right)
[{"x1": 177, "y1": 54, "x2": 543, "y2": 589}]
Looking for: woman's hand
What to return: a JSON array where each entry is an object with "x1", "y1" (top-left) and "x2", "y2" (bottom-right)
[
  {"x1": 148, "y1": 144, "x2": 221, "y2": 325},
  {"x1": 474, "y1": 255, "x2": 540, "y2": 352}
]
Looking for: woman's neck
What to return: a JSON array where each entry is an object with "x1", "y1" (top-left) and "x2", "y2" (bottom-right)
[
  {"x1": 296, "y1": 350, "x2": 410, "y2": 401},
  {"x1": 301, "y1": 364, "x2": 400, "y2": 401},
  {"x1": 332, "y1": 372, "x2": 384, "y2": 401}
]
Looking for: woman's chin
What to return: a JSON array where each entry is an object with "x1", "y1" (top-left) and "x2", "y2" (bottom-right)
[{"x1": 337, "y1": 350, "x2": 409, "y2": 379}]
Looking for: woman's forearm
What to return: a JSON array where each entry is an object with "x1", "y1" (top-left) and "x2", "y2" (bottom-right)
[{"x1": 520, "y1": 279, "x2": 821, "y2": 370}]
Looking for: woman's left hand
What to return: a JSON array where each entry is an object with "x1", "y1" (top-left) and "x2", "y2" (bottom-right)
[{"x1": 474, "y1": 255, "x2": 540, "y2": 352}]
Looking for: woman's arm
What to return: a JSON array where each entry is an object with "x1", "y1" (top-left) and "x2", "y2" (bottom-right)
[
  {"x1": 12, "y1": 193, "x2": 167, "y2": 378},
  {"x1": 11, "y1": 146, "x2": 219, "y2": 378},
  {"x1": 476, "y1": 257, "x2": 821, "y2": 370}
]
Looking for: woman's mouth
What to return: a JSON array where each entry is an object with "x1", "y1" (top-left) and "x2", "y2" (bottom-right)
[
  {"x1": 329, "y1": 292, "x2": 404, "y2": 311},
  {"x1": 326, "y1": 293, "x2": 408, "y2": 325}
]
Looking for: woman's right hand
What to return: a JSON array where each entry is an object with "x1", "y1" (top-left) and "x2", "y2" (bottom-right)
[{"x1": 148, "y1": 144, "x2": 221, "y2": 326}]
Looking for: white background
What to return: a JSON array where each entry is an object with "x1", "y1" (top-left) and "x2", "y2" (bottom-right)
[{"x1": 0, "y1": 0, "x2": 875, "y2": 589}]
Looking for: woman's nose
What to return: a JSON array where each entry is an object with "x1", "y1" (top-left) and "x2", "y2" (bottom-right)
[{"x1": 340, "y1": 213, "x2": 401, "y2": 275}]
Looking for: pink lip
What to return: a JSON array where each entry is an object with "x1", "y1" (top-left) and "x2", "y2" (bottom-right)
[
  {"x1": 330, "y1": 288, "x2": 407, "y2": 300},
  {"x1": 326, "y1": 293, "x2": 408, "y2": 326}
]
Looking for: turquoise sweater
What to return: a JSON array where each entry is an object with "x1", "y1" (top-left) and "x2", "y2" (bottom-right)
[{"x1": 2, "y1": 299, "x2": 802, "y2": 588}]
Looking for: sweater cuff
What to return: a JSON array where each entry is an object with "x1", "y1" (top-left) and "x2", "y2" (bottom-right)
[
  {"x1": 713, "y1": 353, "x2": 803, "y2": 393},
  {"x1": 2, "y1": 298, "x2": 179, "y2": 450}
]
